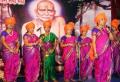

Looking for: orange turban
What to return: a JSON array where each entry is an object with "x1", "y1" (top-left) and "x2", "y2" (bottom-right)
[
  {"x1": 26, "y1": 22, "x2": 35, "y2": 30},
  {"x1": 111, "y1": 19, "x2": 119, "y2": 29},
  {"x1": 4, "y1": 17, "x2": 16, "y2": 25},
  {"x1": 68, "y1": 21, "x2": 75, "y2": 28},
  {"x1": 43, "y1": 20, "x2": 52, "y2": 28},
  {"x1": 80, "y1": 24, "x2": 90, "y2": 33},
  {"x1": 94, "y1": 12, "x2": 107, "y2": 24},
  {"x1": 64, "y1": 23, "x2": 74, "y2": 32}
]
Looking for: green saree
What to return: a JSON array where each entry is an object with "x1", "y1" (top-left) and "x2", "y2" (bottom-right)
[{"x1": 40, "y1": 32, "x2": 57, "y2": 80}]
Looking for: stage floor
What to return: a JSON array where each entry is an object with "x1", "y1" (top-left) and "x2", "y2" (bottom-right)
[
  {"x1": 16, "y1": 77, "x2": 120, "y2": 82},
  {"x1": 16, "y1": 76, "x2": 120, "y2": 82},
  {"x1": 0, "y1": 73, "x2": 119, "y2": 82},
  {"x1": 0, "y1": 77, "x2": 120, "y2": 82},
  {"x1": 0, "y1": 73, "x2": 120, "y2": 82}
]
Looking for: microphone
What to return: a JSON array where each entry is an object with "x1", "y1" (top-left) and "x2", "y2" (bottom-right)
[
  {"x1": 37, "y1": 27, "x2": 41, "y2": 31},
  {"x1": 106, "y1": 25, "x2": 113, "y2": 32}
]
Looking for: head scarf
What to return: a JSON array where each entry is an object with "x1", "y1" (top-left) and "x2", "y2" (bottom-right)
[
  {"x1": 26, "y1": 22, "x2": 35, "y2": 30},
  {"x1": 111, "y1": 19, "x2": 119, "y2": 29},
  {"x1": 94, "y1": 12, "x2": 107, "y2": 24},
  {"x1": 4, "y1": 17, "x2": 16, "y2": 26},
  {"x1": 80, "y1": 24, "x2": 90, "y2": 33}
]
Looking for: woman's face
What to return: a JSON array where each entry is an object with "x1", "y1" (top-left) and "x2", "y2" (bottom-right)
[
  {"x1": 98, "y1": 18, "x2": 106, "y2": 27},
  {"x1": 7, "y1": 24, "x2": 14, "y2": 29},
  {"x1": 28, "y1": 28, "x2": 34, "y2": 34},
  {"x1": 66, "y1": 29, "x2": 72, "y2": 35},
  {"x1": 82, "y1": 31, "x2": 87, "y2": 36},
  {"x1": 44, "y1": 27, "x2": 51, "y2": 33},
  {"x1": 112, "y1": 27, "x2": 117, "y2": 31}
]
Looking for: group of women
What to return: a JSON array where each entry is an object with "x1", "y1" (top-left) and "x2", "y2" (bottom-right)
[{"x1": 1, "y1": 12, "x2": 120, "y2": 82}]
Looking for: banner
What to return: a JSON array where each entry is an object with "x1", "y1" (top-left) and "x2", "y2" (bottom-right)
[{"x1": 0, "y1": 0, "x2": 25, "y2": 5}]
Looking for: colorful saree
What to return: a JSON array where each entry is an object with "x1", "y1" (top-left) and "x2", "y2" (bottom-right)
[
  {"x1": 61, "y1": 35, "x2": 77, "y2": 80},
  {"x1": 40, "y1": 32, "x2": 57, "y2": 81},
  {"x1": 23, "y1": 33, "x2": 40, "y2": 82},
  {"x1": 92, "y1": 27, "x2": 112, "y2": 82},
  {"x1": 77, "y1": 36, "x2": 93, "y2": 79},
  {"x1": 1, "y1": 30, "x2": 20, "y2": 82}
]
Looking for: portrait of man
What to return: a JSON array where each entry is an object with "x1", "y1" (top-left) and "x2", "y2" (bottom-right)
[{"x1": 22, "y1": 0, "x2": 65, "y2": 45}]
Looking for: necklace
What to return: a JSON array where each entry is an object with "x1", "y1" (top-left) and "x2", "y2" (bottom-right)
[
  {"x1": 66, "y1": 34, "x2": 71, "y2": 38},
  {"x1": 7, "y1": 30, "x2": 13, "y2": 36},
  {"x1": 45, "y1": 32, "x2": 50, "y2": 42},
  {"x1": 9, "y1": 31, "x2": 13, "y2": 36}
]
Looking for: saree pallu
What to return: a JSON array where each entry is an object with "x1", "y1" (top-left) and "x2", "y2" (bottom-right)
[
  {"x1": 112, "y1": 33, "x2": 120, "y2": 74},
  {"x1": 1, "y1": 31, "x2": 20, "y2": 82},
  {"x1": 61, "y1": 36, "x2": 77, "y2": 80},
  {"x1": 79, "y1": 37, "x2": 93, "y2": 79},
  {"x1": 43, "y1": 51, "x2": 56, "y2": 80},
  {"x1": 92, "y1": 27, "x2": 112, "y2": 82},
  {"x1": 23, "y1": 33, "x2": 40, "y2": 82},
  {"x1": 23, "y1": 46, "x2": 40, "y2": 82},
  {"x1": 3, "y1": 48, "x2": 20, "y2": 82}
]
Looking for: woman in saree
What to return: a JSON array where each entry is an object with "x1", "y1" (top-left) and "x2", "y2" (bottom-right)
[
  {"x1": 1, "y1": 17, "x2": 20, "y2": 82},
  {"x1": 92, "y1": 12, "x2": 113, "y2": 82},
  {"x1": 60, "y1": 23, "x2": 77, "y2": 82},
  {"x1": 39, "y1": 20, "x2": 58, "y2": 82},
  {"x1": 23, "y1": 22, "x2": 40, "y2": 82},
  {"x1": 111, "y1": 19, "x2": 120, "y2": 74},
  {"x1": 77, "y1": 24, "x2": 93, "y2": 81},
  {"x1": 118, "y1": 24, "x2": 120, "y2": 74}
]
